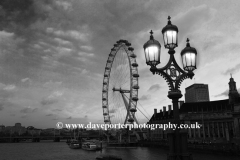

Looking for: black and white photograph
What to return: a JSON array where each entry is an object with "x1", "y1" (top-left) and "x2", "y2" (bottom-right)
[{"x1": 0, "y1": 0, "x2": 240, "y2": 160}]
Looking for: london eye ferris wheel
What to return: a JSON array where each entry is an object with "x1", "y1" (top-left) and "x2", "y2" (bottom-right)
[{"x1": 102, "y1": 40, "x2": 139, "y2": 125}]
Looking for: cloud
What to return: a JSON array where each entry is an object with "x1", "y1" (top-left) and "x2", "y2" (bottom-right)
[
  {"x1": 20, "y1": 78, "x2": 32, "y2": 87},
  {"x1": 80, "y1": 45, "x2": 93, "y2": 51},
  {"x1": 215, "y1": 89, "x2": 228, "y2": 97},
  {"x1": 49, "y1": 91, "x2": 64, "y2": 98},
  {"x1": 21, "y1": 77, "x2": 32, "y2": 83},
  {"x1": 48, "y1": 29, "x2": 90, "y2": 42},
  {"x1": 215, "y1": 88, "x2": 240, "y2": 98},
  {"x1": 148, "y1": 84, "x2": 161, "y2": 92},
  {"x1": 0, "y1": 84, "x2": 17, "y2": 110},
  {"x1": 173, "y1": 4, "x2": 216, "y2": 42},
  {"x1": 46, "y1": 113, "x2": 53, "y2": 116},
  {"x1": 3, "y1": 85, "x2": 16, "y2": 91},
  {"x1": 222, "y1": 63, "x2": 240, "y2": 75},
  {"x1": 0, "y1": 88, "x2": 15, "y2": 99},
  {"x1": 41, "y1": 98, "x2": 58, "y2": 106},
  {"x1": 54, "y1": 38, "x2": 72, "y2": 46},
  {"x1": 55, "y1": 1, "x2": 72, "y2": 11},
  {"x1": 41, "y1": 91, "x2": 63, "y2": 106},
  {"x1": 20, "y1": 107, "x2": 38, "y2": 113},
  {"x1": 21, "y1": 114, "x2": 27, "y2": 118},
  {"x1": 67, "y1": 116, "x2": 72, "y2": 119},
  {"x1": 52, "y1": 117, "x2": 59, "y2": 120},
  {"x1": 21, "y1": 78, "x2": 30, "y2": 82},
  {"x1": 43, "y1": 81, "x2": 62, "y2": 88},
  {"x1": 80, "y1": 69, "x2": 88, "y2": 74},
  {"x1": 0, "y1": 0, "x2": 48, "y2": 32},
  {"x1": 78, "y1": 51, "x2": 94, "y2": 57},
  {"x1": 52, "y1": 109, "x2": 62, "y2": 112},
  {"x1": 0, "y1": 101, "x2": 19, "y2": 111},
  {"x1": 139, "y1": 95, "x2": 151, "y2": 101}
]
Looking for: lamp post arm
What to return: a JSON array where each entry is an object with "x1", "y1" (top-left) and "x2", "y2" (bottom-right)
[
  {"x1": 150, "y1": 65, "x2": 174, "y2": 91},
  {"x1": 149, "y1": 50, "x2": 194, "y2": 91}
]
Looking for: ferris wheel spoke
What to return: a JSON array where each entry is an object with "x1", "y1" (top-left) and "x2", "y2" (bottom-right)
[{"x1": 109, "y1": 91, "x2": 123, "y2": 124}]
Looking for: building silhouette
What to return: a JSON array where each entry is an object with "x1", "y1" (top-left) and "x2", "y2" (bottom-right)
[
  {"x1": 3, "y1": 123, "x2": 27, "y2": 135},
  {"x1": 147, "y1": 76, "x2": 240, "y2": 144},
  {"x1": 229, "y1": 75, "x2": 240, "y2": 104},
  {"x1": 185, "y1": 84, "x2": 210, "y2": 102}
]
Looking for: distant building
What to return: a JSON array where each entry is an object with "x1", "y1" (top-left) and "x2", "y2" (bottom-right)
[
  {"x1": 4, "y1": 123, "x2": 26, "y2": 135},
  {"x1": 27, "y1": 126, "x2": 35, "y2": 130},
  {"x1": 229, "y1": 75, "x2": 240, "y2": 104},
  {"x1": 42, "y1": 128, "x2": 56, "y2": 134},
  {"x1": 185, "y1": 83, "x2": 210, "y2": 103},
  {"x1": 0, "y1": 125, "x2": 5, "y2": 132},
  {"x1": 147, "y1": 76, "x2": 240, "y2": 144},
  {"x1": 147, "y1": 105, "x2": 173, "y2": 140}
]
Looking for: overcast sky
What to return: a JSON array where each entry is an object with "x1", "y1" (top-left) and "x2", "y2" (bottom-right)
[{"x1": 0, "y1": 0, "x2": 240, "y2": 128}]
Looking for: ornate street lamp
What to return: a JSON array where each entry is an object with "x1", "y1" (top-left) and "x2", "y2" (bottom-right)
[
  {"x1": 143, "y1": 30, "x2": 161, "y2": 67},
  {"x1": 162, "y1": 16, "x2": 178, "y2": 50},
  {"x1": 143, "y1": 16, "x2": 198, "y2": 160},
  {"x1": 181, "y1": 38, "x2": 197, "y2": 72}
]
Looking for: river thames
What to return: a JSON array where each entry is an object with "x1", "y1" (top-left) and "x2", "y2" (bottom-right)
[{"x1": 0, "y1": 141, "x2": 239, "y2": 160}]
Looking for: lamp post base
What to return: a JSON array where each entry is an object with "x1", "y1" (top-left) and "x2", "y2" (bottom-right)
[{"x1": 167, "y1": 129, "x2": 192, "y2": 160}]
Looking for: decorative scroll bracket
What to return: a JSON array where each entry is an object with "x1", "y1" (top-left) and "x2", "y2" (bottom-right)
[{"x1": 150, "y1": 49, "x2": 194, "y2": 92}]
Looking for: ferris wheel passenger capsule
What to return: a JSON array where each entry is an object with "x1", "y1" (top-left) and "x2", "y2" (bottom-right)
[
  {"x1": 128, "y1": 118, "x2": 134, "y2": 123},
  {"x1": 130, "y1": 108, "x2": 137, "y2": 112},
  {"x1": 132, "y1": 97, "x2": 138, "y2": 101},
  {"x1": 133, "y1": 74, "x2": 139, "y2": 77}
]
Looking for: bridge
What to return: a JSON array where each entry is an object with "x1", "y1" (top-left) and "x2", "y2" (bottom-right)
[
  {"x1": 0, "y1": 135, "x2": 103, "y2": 143},
  {"x1": 0, "y1": 128, "x2": 106, "y2": 143}
]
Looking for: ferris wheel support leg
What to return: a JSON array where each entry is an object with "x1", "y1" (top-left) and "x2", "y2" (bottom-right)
[
  {"x1": 132, "y1": 113, "x2": 139, "y2": 125},
  {"x1": 124, "y1": 116, "x2": 128, "y2": 125},
  {"x1": 121, "y1": 93, "x2": 132, "y2": 125}
]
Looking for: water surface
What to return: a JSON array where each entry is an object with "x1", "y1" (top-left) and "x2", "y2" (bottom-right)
[{"x1": 0, "y1": 141, "x2": 238, "y2": 160}]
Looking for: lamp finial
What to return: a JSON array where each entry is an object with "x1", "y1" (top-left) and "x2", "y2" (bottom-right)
[
  {"x1": 150, "y1": 30, "x2": 154, "y2": 40},
  {"x1": 168, "y1": 16, "x2": 171, "y2": 25},
  {"x1": 150, "y1": 30, "x2": 153, "y2": 35},
  {"x1": 186, "y1": 38, "x2": 190, "y2": 47}
]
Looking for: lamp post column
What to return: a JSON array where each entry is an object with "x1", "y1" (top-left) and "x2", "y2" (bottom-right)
[
  {"x1": 167, "y1": 91, "x2": 190, "y2": 160},
  {"x1": 168, "y1": 91, "x2": 182, "y2": 123}
]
